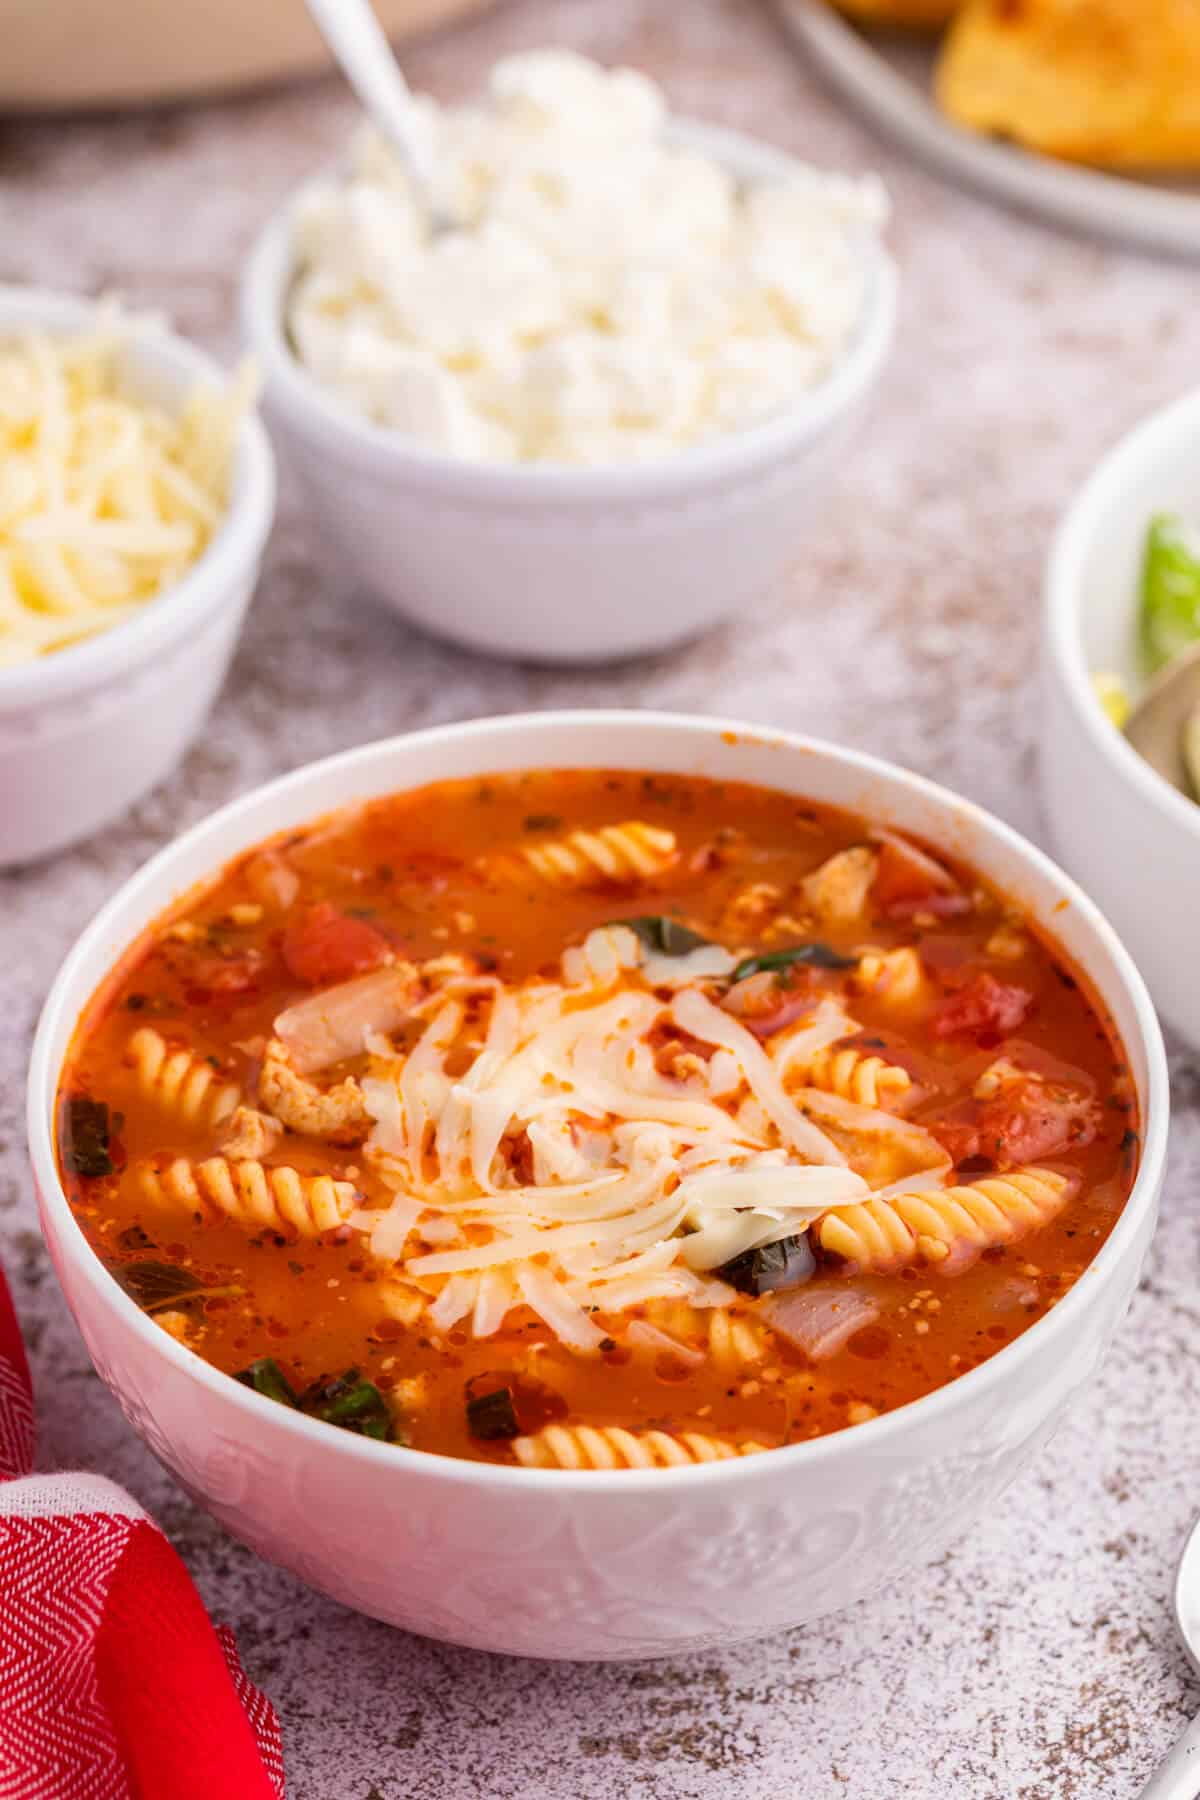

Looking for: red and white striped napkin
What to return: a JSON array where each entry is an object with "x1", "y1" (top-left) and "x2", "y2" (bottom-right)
[{"x1": 0, "y1": 1275, "x2": 284, "y2": 1798}]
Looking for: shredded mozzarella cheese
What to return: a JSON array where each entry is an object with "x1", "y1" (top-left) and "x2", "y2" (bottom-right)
[
  {"x1": 0, "y1": 308, "x2": 254, "y2": 667},
  {"x1": 346, "y1": 926, "x2": 947, "y2": 1347}
]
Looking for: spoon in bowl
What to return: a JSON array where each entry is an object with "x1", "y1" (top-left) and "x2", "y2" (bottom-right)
[
  {"x1": 1124, "y1": 642, "x2": 1200, "y2": 802},
  {"x1": 1136, "y1": 1513, "x2": 1200, "y2": 1797},
  {"x1": 304, "y1": 0, "x2": 452, "y2": 234}
]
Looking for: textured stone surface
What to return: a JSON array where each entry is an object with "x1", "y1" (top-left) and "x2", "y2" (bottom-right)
[{"x1": 4, "y1": 2, "x2": 1200, "y2": 1795}]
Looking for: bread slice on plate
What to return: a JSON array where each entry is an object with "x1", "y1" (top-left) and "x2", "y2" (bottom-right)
[{"x1": 936, "y1": 0, "x2": 1200, "y2": 168}]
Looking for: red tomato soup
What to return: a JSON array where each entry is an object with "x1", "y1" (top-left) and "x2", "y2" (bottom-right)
[{"x1": 56, "y1": 771, "x2": 1138, "y2": 1470}]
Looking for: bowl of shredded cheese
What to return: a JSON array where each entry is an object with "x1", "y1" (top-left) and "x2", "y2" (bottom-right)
[
  {"x1": 0, "y1": 288, "x2": 275, "y2": 864},
  {"x1": 242, "y1": 50, "x2": 895, "y2": 663}
]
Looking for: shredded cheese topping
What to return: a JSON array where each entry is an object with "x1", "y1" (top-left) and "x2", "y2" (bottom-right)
[
  {"x1": 331, "y1": 925, "x2": 952, "y2": 1347},
  {"x1": 0, "y1": 308, "x2": 255, "y2": 667}
]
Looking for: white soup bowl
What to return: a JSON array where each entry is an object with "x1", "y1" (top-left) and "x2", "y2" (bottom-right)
[{"x1": 28, "y1": 711, "x2": 1166, "y2": 1660}]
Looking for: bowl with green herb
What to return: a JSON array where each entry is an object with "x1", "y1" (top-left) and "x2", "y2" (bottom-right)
[{"x1": 1043, "y1": 384, "x2": 1200, "y2": 1043}]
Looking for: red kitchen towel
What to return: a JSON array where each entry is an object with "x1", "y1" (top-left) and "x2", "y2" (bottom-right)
[{"x1": 0, "y1": 1275, "x2": 284, "y2": 1799}]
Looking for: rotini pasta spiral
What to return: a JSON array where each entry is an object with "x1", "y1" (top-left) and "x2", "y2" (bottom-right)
[
  {"x1": 817, "y1": 1196, "x2": 917, "y2": 1269},
  {"x1": 893, "y1": 1168, "x2": 1072, "y2": 1262},
  {"x1": 125, "y1": 1028, "x2": 240, "y2": 1128},
  {"x1": 819, "y1": 1166, "x2": 1072, "y2": 1269},
  {"x1": 513, "y1": 1424, "x2": 770, "y2": 1469},
  {"x1": 642, "y1": 1300, "x2": 767, "y2": 1370},
  {"x1": 560, "y1": 923, "x2": 642, "y2": 989},
  {"x1": 138, "y1": 1157, "x2": 359, "y2": 1237},
  {"x1": 519, "y1": 821, "x2": 677, "y2": 886},
  {"x1": 790, "y1": 1043, "x2": 911, "y2": 1108}
]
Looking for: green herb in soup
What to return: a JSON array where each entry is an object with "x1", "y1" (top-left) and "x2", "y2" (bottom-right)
[{"x1": 1141, "y1": 513, "x2": 1200, "y2": 676}]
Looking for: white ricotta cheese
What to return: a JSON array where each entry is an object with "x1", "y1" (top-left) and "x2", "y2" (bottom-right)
[{"x1": 287, "y1": 49, "x2": 887, "y2": 467}]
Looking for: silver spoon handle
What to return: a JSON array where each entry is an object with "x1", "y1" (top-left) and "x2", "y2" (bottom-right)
[
  {"x1": 1138, "y1": 1712, "x2": 1200, "y2": 1799},
  {"x1": 304, "y1": 0, "x2": 434, "y2": 193}
]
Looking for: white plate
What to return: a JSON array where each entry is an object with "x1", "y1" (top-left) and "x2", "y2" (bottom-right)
[{"x1": 774, "y1": 0, "x2": 1200, "y2": 260}]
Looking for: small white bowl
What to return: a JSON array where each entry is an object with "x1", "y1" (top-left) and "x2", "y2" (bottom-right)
[
  {"x1": 1042, "y1": 387, "x2": 1200, "y2": 1045},
  {"x1": 0, "y1": 288, "x2": 276, "y2": 866},
  {"x1": 241, "y1": 123, "x2": 896, "y2": 664},
  {"x1": 28, "y1": 711, "x2": 1167, "y2": 1661}
]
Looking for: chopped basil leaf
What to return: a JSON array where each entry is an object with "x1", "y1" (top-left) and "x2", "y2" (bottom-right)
[
  {"x1": 300, "y1": 1369, "x2": 392, "y2": 1440},
  {"x1": 234, "y1": 1359, "x2": 392, "y2": 1440},
  {"x1": 235, "y1": 1357, "x2": 299, "y2": 1407},
  {"x1": 115, "y1": 1260, "x2": 239, "y2": 1313},
  {"x1": 61, "y1": 1097, "x2": 114, "y2": 1178},
  {"x1": 730, "y1": 943, "x2": 857, "y2": 982},
  {"x1": 617, "y1": 916, "x2": 713, "y2": 956},
  {"x1": 116, "y1": 1262, "x2": 203, "y2": 1311},
  {"x1": 716, "y1": 1234, "x2": 816, "y2": 1297},
  {"x1": 467, "y1": 1384, "x2": 521, "y2": 1440}
]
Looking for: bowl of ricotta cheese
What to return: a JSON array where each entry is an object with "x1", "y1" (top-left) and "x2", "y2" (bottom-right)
[{"x1": 242, "y1": 49, "x2": 896, "y2": 662}]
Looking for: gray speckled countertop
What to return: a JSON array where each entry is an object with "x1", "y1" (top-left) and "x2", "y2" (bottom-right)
[{"x1": 5, "y1": 3, "x2": 1200, "y2": 1795}]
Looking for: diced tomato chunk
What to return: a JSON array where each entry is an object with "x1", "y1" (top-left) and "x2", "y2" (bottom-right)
[
  {"x1": 873, "y1": 833, "x2": 969, "y2": 920},
  {"x1": 984, "y1": 1087, "x2": 1096, "y2": 1164},
  {"x1": 933, "y1": 972, "x2": 1032, "y2": 1042},
  {"x1": 281, "y1": 903, "x2": 390, "y2": 987},
  {"x1": 931, "y1": 1078, "x2": 1096, "y2": 1168}
]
